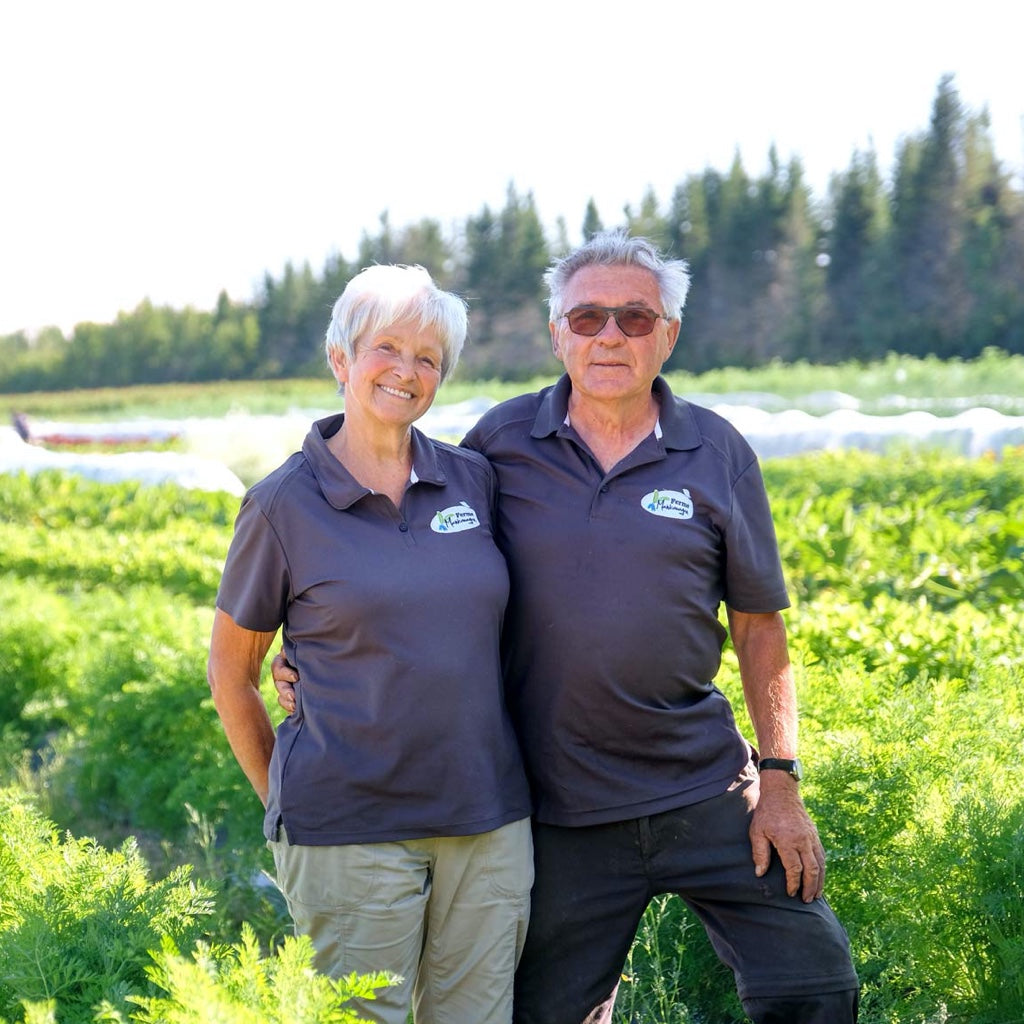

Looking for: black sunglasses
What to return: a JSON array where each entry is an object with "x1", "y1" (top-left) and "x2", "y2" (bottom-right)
[{"x1": 561, "y1": 305, "x2": 670, "y2": 337}]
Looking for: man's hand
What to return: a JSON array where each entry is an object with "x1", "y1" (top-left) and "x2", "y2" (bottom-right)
[
  {"x1": 270, "y1": 651, "x2": 299, "y2": 714},
  {"x1": 750, "y1": 771, "x2": 825, "y2": 902}
]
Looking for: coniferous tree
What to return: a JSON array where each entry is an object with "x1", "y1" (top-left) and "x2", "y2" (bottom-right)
[
  {"x1": 358, "y1": 216, "x2": 454, "y2": 285},
  {"x1": 823, "y1": 150, "x2": 891, "y2": 359},
  {"x1": 464, "y1": 204, "x2": 501, "y2": 306},
  {"x1": 459, "y1": 187, "x2": 553, "y2": 378},
  {"x1": 357, "y1": 212, "x2": 398, "y2": 266},
  {"x1": 581, "y1": 198, "x2": 603, "y2": 240},
  {"x1": 959, "y1": 110, "x2": 1024, "y2": 354},
  {"x1": 889, "y1": 74, "x2": 969, "y2": 356},
  {"x1": 666, "y1": 179, "x2": 708, "y2": 261},
  {"x1": 2, "y1": 72, "x2": 1022, "y2": 391},
  {"x1": 624, "y1": 187, "x2": 669, "y2": 249},
  {"x1": 551, "y1": 216, "x2": 571, "y2": 259},
  {"x1": 693, "y1": 154, "x2": 775, "y2": 368},
  {"x1": 663, "y1": 178, "x2": 710, "y2": 372},
  {"x1": 256, "y1": 261, "x2": 321, "y2": 376},
  {"x1": 757, "y1": 156, "x2": 826, "y2": 362},
  {"x1": 209, "y1": 293, "x2": 262, "y2": 380},
  {"x1": 495, "y1": 184, "x2": 549, "y2": 310},
  {"x1": 665, "y1": 168, "x2": 729, "y2": 371}
]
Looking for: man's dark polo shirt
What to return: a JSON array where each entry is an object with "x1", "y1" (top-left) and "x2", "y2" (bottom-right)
[
  {"x1": 463, "y1": 376, "x2": 790, "y2": 827},
  {"x1": 217, "y1": 414, "x2": 531, "y2": 845}
]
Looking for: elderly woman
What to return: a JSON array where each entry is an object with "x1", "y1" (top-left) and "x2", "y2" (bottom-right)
[{"x1": 207, "y1": 264, "x2": 532, "y2": 1024}]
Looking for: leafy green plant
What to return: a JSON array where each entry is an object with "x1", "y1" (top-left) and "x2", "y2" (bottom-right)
[
  {"x1": 0, "y1": 479, "x2": 233, "y2": 604},
  {"x1": 0, "y1": 793, "x2": 393, "y2": 1024},
  {"x1": 0, "y1": 583, "x2": 84, "y2": 749},
  {"x1": 616, "y1": 895, "x2": 743, "y2": 1023},
  {"x1": 0, "y1": 470, "x2": 239, "y2": 531},
  {"x1": 765, "y1": 450, "x2": 1024, "y2": 610},
  {"x1": 0, "y1": 789, "x2": 213, "y2": 1023},
  {"x1": 111, "y1": 927, "x2": 392, "y2": 1024}
]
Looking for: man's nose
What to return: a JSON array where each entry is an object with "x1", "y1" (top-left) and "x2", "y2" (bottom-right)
[{"x1": 595, "y1": 314, "x2": 626, "y2": 341}]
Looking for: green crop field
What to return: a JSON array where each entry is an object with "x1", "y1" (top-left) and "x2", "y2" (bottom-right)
[{"x1": 2, "y1": 369, "x2": 1023, "y2": 1020}]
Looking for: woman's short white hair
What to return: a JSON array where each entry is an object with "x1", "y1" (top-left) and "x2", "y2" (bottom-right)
[
  {"x1": 545, "y1": 229, "x2": 691, "y2": 322},
  {"x1": 325, "y1": 264, "x2": 468, "y2": 383}
]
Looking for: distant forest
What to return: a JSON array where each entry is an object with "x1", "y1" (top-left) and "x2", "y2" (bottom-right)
[{"x1": 2, "y1": 75, "x2": 1022, "y2": 392}]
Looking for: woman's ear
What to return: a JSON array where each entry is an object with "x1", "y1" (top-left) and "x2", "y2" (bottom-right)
[{"x1": 328, "y1": 348, "x2": 348, "y2": 387}]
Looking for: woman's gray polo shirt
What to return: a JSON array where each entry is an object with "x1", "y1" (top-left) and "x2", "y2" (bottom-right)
[
  {"x1": 216, "y1": 414, "x2": 531, "y2": 845},
  {"x1": 462, "y1": 376, "x2": 790, "y2": 827}
]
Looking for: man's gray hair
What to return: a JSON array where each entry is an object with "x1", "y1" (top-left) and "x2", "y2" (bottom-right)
[
  {"x1": 325, "y1": 264, "x2": 468, "y2": 383},
  {"x1": 545, "y1": 230, "x2": 691, "y2": 322}
]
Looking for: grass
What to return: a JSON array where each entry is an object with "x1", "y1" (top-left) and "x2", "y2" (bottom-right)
[{"x1": 4, "y1": 350, "x2": 1024, "y2": 422}]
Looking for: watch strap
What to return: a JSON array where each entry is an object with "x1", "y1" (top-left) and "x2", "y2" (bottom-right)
[{"x1": 758, "y1": 757, "x2": 803, "y2": 780}]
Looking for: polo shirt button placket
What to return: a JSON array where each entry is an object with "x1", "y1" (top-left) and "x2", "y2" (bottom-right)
[
  {"x1": 399, "y1": 521, "x2": 409, "y2": 532},
  {"x1": 589, "y1": 482, "x2": 610, "y2": 520}
]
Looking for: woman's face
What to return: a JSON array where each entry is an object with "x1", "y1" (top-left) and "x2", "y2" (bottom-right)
[{"x1": 330, "y1": 321, "x2": 444, "y2": 431}]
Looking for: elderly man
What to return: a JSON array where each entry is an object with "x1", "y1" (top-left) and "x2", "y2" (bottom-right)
[{"x1": 275, "y1": 231, "x2": 859, "y2": 1022}]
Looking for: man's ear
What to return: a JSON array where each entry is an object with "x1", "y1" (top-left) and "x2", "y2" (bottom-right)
[
  {"x1": 665, "y1": 319, "x2": 681, "y2": 357},
  {"x1": 550, "y1": 321, "x2": 564, "y2": 363}
]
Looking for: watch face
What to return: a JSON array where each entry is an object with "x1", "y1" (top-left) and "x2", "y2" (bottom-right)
[{"x1": 791, "y1": 758, "x2": 804, "y2": 781}]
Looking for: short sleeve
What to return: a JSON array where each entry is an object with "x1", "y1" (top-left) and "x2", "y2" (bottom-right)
[
  {"x1": 215, "y1": 494, "x2": 291, "y2": 632},
  {"x1": 723, "y1": 458, "x2": 791, "y2": 612}
]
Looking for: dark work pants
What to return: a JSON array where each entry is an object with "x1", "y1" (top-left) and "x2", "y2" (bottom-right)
[{"x1": 513, "y1": 767, "x2": 859, "y2": 1024}]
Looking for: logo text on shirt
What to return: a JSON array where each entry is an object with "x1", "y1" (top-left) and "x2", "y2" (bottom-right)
[
  {"x1": 431, "y1": 501, "x2": 481, "y2": 533},
  {"x1": 641, "y1": 489, "x2": 694, "y2": 520}
]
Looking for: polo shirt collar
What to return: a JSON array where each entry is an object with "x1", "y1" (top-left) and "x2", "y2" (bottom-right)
[
  {"x1": 652, "y1": 376, "x2": 703, "y2": 451},
  {"x1": 304, "y1": 414, "x2": 447, "y2": 510},
  {"x1": 530, "y1": 374, "x2": 574, "y2": 438},
  {"x1": 531, "y1": 374, "x2": 702, "y2": 451}
]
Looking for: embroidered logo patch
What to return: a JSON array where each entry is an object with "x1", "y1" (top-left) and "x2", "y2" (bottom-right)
[
  {"x1": 641, "y1": 488, "x2": 694, "y2": 520},
  {"x1": 430, "y1": 501, "x2": 481, "y2": 533}
]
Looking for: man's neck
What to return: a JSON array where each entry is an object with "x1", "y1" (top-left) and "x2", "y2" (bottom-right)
[{"x1": 566, "y1": 391, "x2": 659, "y2": 473}]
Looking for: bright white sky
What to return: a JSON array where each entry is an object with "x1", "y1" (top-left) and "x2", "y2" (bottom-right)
[{"x1": 1, "y1": 0, "x2": 1022, "y2": 336}]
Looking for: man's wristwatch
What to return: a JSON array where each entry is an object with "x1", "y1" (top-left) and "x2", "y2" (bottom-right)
[{"x1": 758, "y1": 757, "x2": 804, "y2": 781}]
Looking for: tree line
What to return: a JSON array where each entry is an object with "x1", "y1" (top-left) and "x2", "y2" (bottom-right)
[{"x1": 2, "y1": 75, "x2": 1021, "y2": 393}]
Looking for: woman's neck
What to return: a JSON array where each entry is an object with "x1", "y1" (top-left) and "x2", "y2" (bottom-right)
[{"x1": 327, "y1": 415, "x2": 414, "y2": 506}]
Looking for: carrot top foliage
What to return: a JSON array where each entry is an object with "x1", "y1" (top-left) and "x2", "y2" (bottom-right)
[{"x1": 2, "y1": 448, "x2": 1023, "y2": 1022}]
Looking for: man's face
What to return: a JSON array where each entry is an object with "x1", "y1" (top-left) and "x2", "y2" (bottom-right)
[{"x1": 550, "y1": 265, "x2": 680, "y2": 406}]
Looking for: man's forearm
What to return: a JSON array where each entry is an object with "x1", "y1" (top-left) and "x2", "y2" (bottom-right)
[{"x1": 728, "y1": 609, "x2": 798, "y2": 758}]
